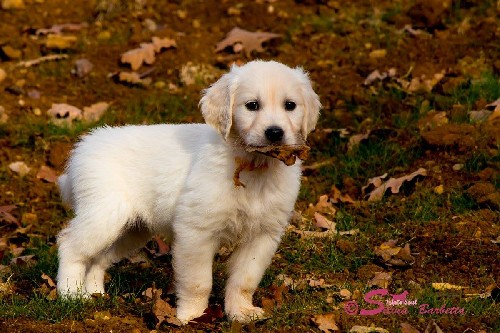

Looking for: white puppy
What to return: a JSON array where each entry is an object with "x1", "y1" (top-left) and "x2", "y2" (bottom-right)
[{"x1": 56, "y1": 60, "x2": 321, "y2": 323}]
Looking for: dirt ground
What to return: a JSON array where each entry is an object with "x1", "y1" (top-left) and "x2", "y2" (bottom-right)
[{"x1": 0, "y1": 0, "x2": 499, "y2": 332}]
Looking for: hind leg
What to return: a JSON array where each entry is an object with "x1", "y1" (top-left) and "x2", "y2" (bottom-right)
[
  {"x1": 57, "y1": 204, "x2": 135, "y2": 297},
  {"x1": 84, "y1": 227, "x2": 153, "y2": 294}
]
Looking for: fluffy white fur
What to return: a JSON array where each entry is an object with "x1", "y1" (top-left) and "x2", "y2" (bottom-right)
[{"x1": 56, "y1": 60, "x2": 321, "y2": 323}]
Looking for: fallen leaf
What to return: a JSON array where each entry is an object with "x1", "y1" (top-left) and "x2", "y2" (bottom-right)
[
  {"x1": 73, "y1": 58, "x2": 94, "y2": 77},
  {"x1": 330, "y1": 185, "x2": 355, "y2": 204},
  {"x1": 9, "y1": 161, "x2": 31, "y2": 176},
  {"x1": 0, "y1": 205, "x2": 19, "y2": 226},
  {"x1": 350, "y1": 325, "x2": 389, "y2": 333},
  {"x1": 82, "y1": 102, "x2": 109, "y2": 122},
  {"x1": 367, "y1": 168, "x2": 427, "y2": 201},
  {"x1": 374, "y1": 240, "x2": 415, "y2": 266},
  {"x1": 116, "y1": 71, "x2": 152, "y2": 86},
  {"x1": 151, "y1": 36, "x2": 176, "y2": 52},
  {"x1": 191, "y1": 304, "x2": 224, "y2": 324},
  {"x1": 434, "y1": 185, "x2": 444, "y2": 194},
  {"x1": 424, "y1": 320, "x2": 444, "y2": 333},
  {"x1": 348, "y1": 132, "x2": 370, "y2": 151},
  {"x1": 247, "y1": 144, "x2": 310, "y2": 166},
  {"x1": 400, "y1": 323, "x2": 420, "y2": 333},
  {"x1": 314, "y1": 212, "x2": 336, "y2": 231},
  {"x1": 152, "y1": 291, "x2": 182, "y2": 327},
  {"x1": 215, "y1": 27, "x2": 281, "y2": 56},
  {"x1": 339, "y1": 289, "x2": 352, "y2": 300},
  {"x1": 290, "y1": 225, "x2": 336, "y2": 239},
  {"x1": 121, "y1": 43, "x2": 156, "y2": 71},
  {"x1": 484, "y1": 97, "x2": 500, "y2": 111},
  {"x1": 469, "y1": 110, "x2": 491, "y2": 123},
  {"x1": 363, "y1": 68, "x2": 397, "y2": 86},
  {"x1": 1, "y1": 0, "x2": 25, "y2": 10},
  {"x1": 36, "y1": 165, "x2": 58, "y2": 183},
  {"x1": 308, "y1": 195, "x2": 336, "y2": 216},
  {"x1": 41, "y1": 273, "x2": 56, "y2": 288},
  {"x1": 44, "y1": 34, "x2": 78, "y2": 49},
  {"x1": 367, "y1": 272, "x2": 392, "y2": 289},
  {"x1": 312, "y1": 313, "x2": 339, "y2": 332},
  {"x1": 10, "y1": 254, "x2": 35, "y2": 265},
  {"x1": 361, "y1": 173, "x2": 388, "y2": 197},
  {"x1": 47, "y1": 103, "x2": 82, "y2": 126},
  {"x1": 431, "y1": 282, "x2": 466, "y2": 291}
]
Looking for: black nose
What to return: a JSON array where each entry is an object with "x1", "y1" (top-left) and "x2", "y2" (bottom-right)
[{"x1": 265, "y1": 126, "x2": 284, "y2": 143}]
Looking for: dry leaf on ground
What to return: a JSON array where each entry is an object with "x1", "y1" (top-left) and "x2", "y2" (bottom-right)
[
  {"x1": 424, "y1": 320, "x2": 444, "y2": 333},
  {"x1": 400, "y1": 323, "x2": 420, "y2": 333},
  {"x1": 82, "y1": 102, "x2": 109, "y2": 122},
  {"x1": 363, "y1": 68, "x2": 397, "y2": 85},
  {"x1": 147, "y1": 285, "x2": 182, "y2": 327},
  {"x1": 374, "y1": 240, "x2": 415, "y2": 266},
  {"x1": 366, "y1": 168, "x2": 427, "y2": 201},
  {"x1": 307, "y1": 195, "x2": 336, "y2": 216},
  {"x1": 116, "y1": 71, "x2": 152, "y2": 86},
  {"x1": 485, "y1": 97, "x2": 500, "y2": 111},
  {"x1": 36, "y1": 165, "x2": 58, "y2": 183},
  {"x1": 312, "y1": 313, "x2": 339, "y2": 332},
  {"x1": 41, "y1": 273, "x2": 56, "y2": 288},
  {"x1": 151, "y1": 36, "x2": 176, "y2": 52},
  {"x1": 215, "y1": 27, "x2": 281, "y2": 56},
  {"x1": 47, "y1": 103, "x2": 82, "y2": 126},
  {"x1": 417, "y1": 111, "x2": 448, "y2": 131},
  {"x1": 0, "y1": 205, "x2": 19, "y2": 226},
  {"x1": 121, "y1": 43, "x2": 156, "y2": 71},
  {"x1": 9, "y1": 161, "x2": 31, "y2": 176},
  {"x1": 314, "y1": 212, "x2": 336, "y2": 231},
  {"x1": 362, "y1": 173, "x2": 388, "y2": 196},
  {"x1": 73, "y1": 58, "x2": 93, "y2": 77},
  {"x1": 330, "y1": 185, "x2": 355, "y2": 204},
  {"x1": 367, "y1": 272, "x2": 392, "y2": 289}
]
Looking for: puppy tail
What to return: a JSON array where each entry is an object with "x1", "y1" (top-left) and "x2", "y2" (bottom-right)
[{"x1": 57, "y1": 174, "x2": 73, "y2": 208}]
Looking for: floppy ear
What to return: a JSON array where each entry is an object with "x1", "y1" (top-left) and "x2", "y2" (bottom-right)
[
  {"x1": 199, "y1": 67, "x2": 238, "y2": 140},
  {"x1": 294, "y1": 67, "x2": 321, "y2": 139}
]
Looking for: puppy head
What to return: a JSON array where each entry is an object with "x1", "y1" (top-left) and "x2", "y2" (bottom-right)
[{"x1": 200, "y1": 60, "x2": 321, "y2": 145}]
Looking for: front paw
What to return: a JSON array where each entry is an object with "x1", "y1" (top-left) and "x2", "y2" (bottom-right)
[{"x1": 176, "y1": 301, "x2": 208, "y2": 324}]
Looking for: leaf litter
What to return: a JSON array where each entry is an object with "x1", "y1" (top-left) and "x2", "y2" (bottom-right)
[{"x1": 215, "y1": 27, "x2": 281, "y2": 56}]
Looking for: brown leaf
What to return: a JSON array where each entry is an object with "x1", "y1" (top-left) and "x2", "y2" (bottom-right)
[
  {"x1": 350, "y1": 325, "x2": 389, "y2": 333},
  {"x1": 117, "y1": 72, "x2": 152, "y2": 86},
  {"x1": 215, "y1": 27, "x2": 281, "y2": 56},
  {"x1": 82, "y1": 102, "x2": 109, "y2": 122},
  {"x1": 10, "y1": 254, "x2": 35, "y2": 265},
  {"x1": 314, "y1": 212, "x2": 336, "y2": 231},
  {"x1": 290, "y1": 225, "x2": 336, "y2": 239},
  {"x1": 485, "y1": 97, "x2": 500, "y2": 111},
  {"x1": 121, "y1": 43, "x2": 156, "y2": 71},
  {"x1": 47, "y1": 103, "x2": 82, "y2": 126},
  {"x1": 246, "y1": 144, "x2": 310, "y2": 166},
  {"x1": 417, "y1": 111, "x2": 448, "y2": 131},
  {"x1": 361, "y1": 173, "x2": 388, "y2": 197},
  {"x1": 36, "y1": 165, "x2": 58, "y2": 183},
  {"x1": 374, "y1": 240, "x2": 415, "y2": 267},
  {"x1": 73, "y1": 58, "x2": 94, "y2": 77},
  {"x1": 0, "y1": 205, "x2": 20, "y2": 226},
  {"x1": 9, "y1": 161, "x2": 31, "y2": 176},
  {"x1": 17, "y1": 54, "x2": 69, "y2": 68},
  {"x1": 41, "y1": 273, "x2": 56, "y2": 288},
  {"x1": 307, "y1": 195, "x2": 336, "y2": 216},
  {"x1": 150, "y1": 285, "x2": 182, "y2": 327},
  {"x1": 312, "y1": 313, "x2": 339, "y2": 332},
  {"x1": 151, "y1": 36, "x2": 176, "y2": 53},
  {"x1": 330, "y1": 185, "x2": 355, "y2": 204},
  {"x1": 191, "y1": 304, "x2": 224, "y2": 324},
  {"x1": 94, "y1": 310, "x2": 112, "y2": 320},
  {"x1": 367, "y1": 272, "x2": 392, "y2": 289},
  {"x1": 348, "y1": 132, "x2": 370, "y2": 151},
  {"x1": 401, "y1": 322, "x2": 421, "y2": 333},
  {"x1": 367, "y1": 168, "x2": 427, "y2": 201}
]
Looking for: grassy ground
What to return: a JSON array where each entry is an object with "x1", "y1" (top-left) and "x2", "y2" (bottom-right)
[{"x1": 0, "y1": 0, "x2": 499, "y2": 332}]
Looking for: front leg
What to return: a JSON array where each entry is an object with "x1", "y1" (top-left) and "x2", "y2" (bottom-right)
[
  {"x1": 173, "y1": 231, "x2": 219, "y2": 324},
  {"x1": 225, "y1": 232, "x2": 281, "y2": 322}
]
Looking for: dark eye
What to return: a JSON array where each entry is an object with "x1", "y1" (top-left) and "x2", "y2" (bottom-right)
[
  {"x1": 284, "y1": 100, "x2": 296, "y2": 111},
  {"x1": 245, "y1": 100, "x2": 259, "y2": 111}
]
